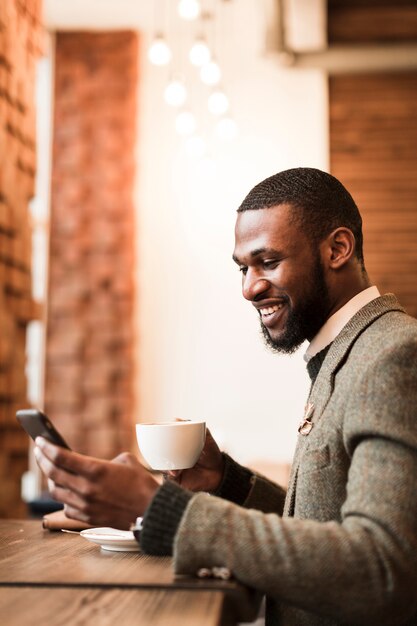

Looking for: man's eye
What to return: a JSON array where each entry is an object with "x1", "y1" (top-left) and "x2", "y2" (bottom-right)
[
  {"x1": 239, "y1": 266, "x2": 248, "y2": 275},
  {"x1": 263, "y1": 260, "x2": 279, "y2": 269}
]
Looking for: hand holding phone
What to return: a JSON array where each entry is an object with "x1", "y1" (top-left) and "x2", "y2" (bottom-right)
[{"x1": 16, "y1": 409, "x2": 71, "y2": 449}]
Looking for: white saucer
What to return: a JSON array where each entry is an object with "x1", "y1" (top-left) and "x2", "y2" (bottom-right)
[{"x1": 80, "y1": 527, "x2": 141, "y2": 552}]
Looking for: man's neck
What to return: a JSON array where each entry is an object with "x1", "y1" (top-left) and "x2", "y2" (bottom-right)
[
  {"x1": 305, "y1": 286, "x2": 381, "y2": 362},
  {"x1": 325, "y1": 272, "x2": 372, "y2": 321}
]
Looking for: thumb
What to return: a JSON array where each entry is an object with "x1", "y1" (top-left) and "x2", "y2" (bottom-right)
[
  {"x1": 112, "y1": 452, "x2": 141, "y2": 467},
  {"x1": 165, "y1": 470, "x2": 183, "y2": 479}
]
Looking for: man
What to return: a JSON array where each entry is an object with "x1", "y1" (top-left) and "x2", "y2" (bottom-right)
[{"x1": 35, "y1": 168, "x2": 417, "y2": 625}]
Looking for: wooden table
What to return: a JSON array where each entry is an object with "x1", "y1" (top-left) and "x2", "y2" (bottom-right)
[{"x1": 0, "y1": 520, "x2": 261, "y2": 625}]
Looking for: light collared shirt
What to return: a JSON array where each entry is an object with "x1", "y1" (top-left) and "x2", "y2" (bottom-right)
[{"x1": 304, "y1": 286, "x2": 381, "y2": 362}]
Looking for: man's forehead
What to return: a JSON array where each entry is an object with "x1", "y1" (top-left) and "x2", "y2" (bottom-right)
[
  {"x1": 235, "y1": 204, "x2": 295, "y2": 240},
  {"x1": 233, "y1": 204, "x2": 297, "y2": 260}
]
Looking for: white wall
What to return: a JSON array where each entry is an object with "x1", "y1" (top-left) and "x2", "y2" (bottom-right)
[{"x1": 135, "y1": 1, "x2": 329, "y2": 465}]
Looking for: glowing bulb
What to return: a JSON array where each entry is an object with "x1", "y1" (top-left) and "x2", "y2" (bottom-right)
[
  {"x1": 175, "y1": 111, "x2": 197, "y2": 135},
  {"x1": 189, "y1": 40, "x2": 211, "y2": 67},
  {"x1": 178, "y1": 0, "x2": 200, "y2": 21},
  {"x1": 185, "y1": 135, "x2": 206, "y2": 158},
  {"x1": 215, "y1": 117, "x2": 238, "y2": 141},
  {"x1": 148, "y1": 37, "x2": 172, "y2": 66},
  {"x1": 200, "y1": 61, "x2": 221, "y2": 86},
  {"x1": 164, "y1": 80, "x2": 187, "y2": 107},
  {"x1": 208, "y1": 90, "x2": 229, "y2": 116}
]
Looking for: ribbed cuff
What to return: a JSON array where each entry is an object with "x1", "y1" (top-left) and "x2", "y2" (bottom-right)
[
  {"x1": 139, "y1": 480, "x2": 193, "y2": 556},
  {"x1": 213, "y1": 453, "x2": 253, "y2": 505}
]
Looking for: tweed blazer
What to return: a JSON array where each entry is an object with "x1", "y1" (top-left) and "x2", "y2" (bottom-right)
[{"x1": 173, "y1": 295, "x2": 417, "y2": 625}]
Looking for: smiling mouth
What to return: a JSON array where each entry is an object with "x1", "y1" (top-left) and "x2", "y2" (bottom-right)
[{"x1": 259, "y1": 303, "x2": 284, "y2": 319}]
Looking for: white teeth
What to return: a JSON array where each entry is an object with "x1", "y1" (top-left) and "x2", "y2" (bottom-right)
[{"x1": 260, "y1": 304, "x2": 283, "y2": 316}]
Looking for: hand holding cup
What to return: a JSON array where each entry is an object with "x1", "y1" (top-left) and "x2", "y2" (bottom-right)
[
  {"x1": 136, "y1": 421, "x2": 224, "y2": 493},
  {"x1": 165, "y1": 428, "x2": 225, "y2": 493}
]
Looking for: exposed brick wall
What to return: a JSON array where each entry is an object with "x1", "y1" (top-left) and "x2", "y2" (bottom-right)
[
  {"x1": 45, "y1": 32, "x2": 138, "y2": 459},
  {"x1": 0, "y1": 0, "x2": 43, "y2": 517}
]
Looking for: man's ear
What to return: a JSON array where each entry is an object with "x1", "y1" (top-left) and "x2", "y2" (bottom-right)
[{"x1": 322, "y1": 227, "x2": 356, "y2": 270}]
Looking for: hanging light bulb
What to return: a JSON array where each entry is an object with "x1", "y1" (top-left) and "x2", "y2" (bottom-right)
[
  {"x1": 200, "y1": 60, "x2": 221, "y2": 86},
  {"x1": 215, "y1": 117, "x2": 238, "y2": 141},
  {"x1": 175, "y1": 111, "x2": 197, "y2": 135},
  {"x1": 185, "y1": 135, "x2": 206, "y2": 158},
  {"x1": 164, "y1": 80, "x2": 187, "y2": 107},
  {"x1": 178, "y1": 0, "x2": 200, "y2": 21},
  {"x1": 148, "y1": 35, "x2": 172, "y2": 66},
  {"x1": 189, "y1": 39, "x2": 211, "y2": 67},
  {"x1": 208, "y1": 90, "x2": 229, "y2": 116}
]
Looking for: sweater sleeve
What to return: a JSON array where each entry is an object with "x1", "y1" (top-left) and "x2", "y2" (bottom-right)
[
  {"x1": 139, "y1": 480, "x2": 192, "y2": 556},
  {"x1": 139, "y1": 454, "x2": 287, "y2": 556},
  {"x1": 138, "y1": 455, "x2": 252, "y2": 556},
  {"x1": 213, "y1": 453, "x2": 253, "y2": 504},
  {"x1": 216, "y1": 453, "x2": 287, "y2": 514}
]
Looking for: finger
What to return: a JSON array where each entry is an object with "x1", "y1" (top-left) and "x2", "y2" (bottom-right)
[
  {"x1": 164, "y1": 470, "x2": 183, "y2": 484},
  {"x1": 35, "y1": 437, "x2": 102, "y2": 479},
  {"x1": 34, "y1": 445, "x2": 66, "y2": 483},
  {"x1": 46, "y1": 472, "x2": 75, "y2": 492},
  {"x1": 163, "y1": 470, "x2": 182, "y2": 483},
  {"x1": 166, "y1": 470, "x2": 182, "y2": 478},
  {"x1": 47, "y1": 481, "x2": 88, "y2": 511},
  {"x1": 63, "y1": 504, "x2": 91, "y2": 524},
  {"x1": 34, "y1": 446, "x2": 93, "y2": 497},
  {"x1": 112, "y1": 452, "x2": 140, "y2": 467},
  {"x1": 205, "y1": 429, "x2": 217, "y2": 445}
]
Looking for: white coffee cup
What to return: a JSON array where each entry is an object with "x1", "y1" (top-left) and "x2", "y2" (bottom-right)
[{"x1": 136, "y1": 420, "x2": 206, "y2": 470}]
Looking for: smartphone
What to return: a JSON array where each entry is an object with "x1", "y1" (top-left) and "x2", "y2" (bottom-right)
[{"x1": 16, "y1": 409, "x2": 71, "y2": 449}]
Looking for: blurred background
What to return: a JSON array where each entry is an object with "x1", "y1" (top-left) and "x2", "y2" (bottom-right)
[{"x1": 0, "y1": 0, "x2": 416, "y2": 518}]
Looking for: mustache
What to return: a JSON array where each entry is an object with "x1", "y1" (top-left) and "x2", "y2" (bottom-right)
[{"x1": 255, "y1": 294, "x2": 290, "y2": 307}]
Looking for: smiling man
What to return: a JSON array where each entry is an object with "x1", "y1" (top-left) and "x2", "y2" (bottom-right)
[
  {"x1": 234, "y1": 203, "x2": 333, "y2": 354},
  {"x1": 35, "y1": 168, "x2": 417, "y2": 626}
]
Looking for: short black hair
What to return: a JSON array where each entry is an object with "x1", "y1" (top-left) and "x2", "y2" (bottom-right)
[{"x1": 238, "y1": 167, "x2": 364, "y2": 268}]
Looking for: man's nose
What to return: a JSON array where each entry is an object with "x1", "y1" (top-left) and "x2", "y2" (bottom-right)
[{"x1": 242, "y1": 272, "x2": 270, "y2": 301}]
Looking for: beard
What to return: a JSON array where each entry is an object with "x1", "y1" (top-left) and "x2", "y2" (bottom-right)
[{"x1": 260, "y1": 254, "x2": 330, "y2": 355}]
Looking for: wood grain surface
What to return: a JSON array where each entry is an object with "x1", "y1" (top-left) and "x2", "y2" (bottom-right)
[
  {"x1": 0, "y1": 588, "x2": 226, "y2": 626},
  {"x1": 328, "y1": 0, "x2": 417, "y2": 44},
  {"x1": 0, "y1": 520, "x2": 261, "y2": 625},
  {"x1": 0, "y1": 520, "x2": 173, "y2": 587},
  {"x1": 330, "y1": 72, "x2": 417, "y2": 317}
]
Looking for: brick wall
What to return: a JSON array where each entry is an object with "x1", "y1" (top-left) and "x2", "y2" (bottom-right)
[
  {"x1": 0, "y1": 0, "x2": 43, "y2": 517},
  {"x1": 44, "y1": 32, "x2": 138, "y2": 459}
]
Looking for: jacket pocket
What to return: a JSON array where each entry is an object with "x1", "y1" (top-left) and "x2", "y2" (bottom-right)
[{"x1": 301, "y1": 444, "x2": 331, "y2": 472}]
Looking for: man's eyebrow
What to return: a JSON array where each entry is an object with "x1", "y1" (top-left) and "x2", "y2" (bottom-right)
[
  {"x1": 232, "y1": 254, "x2": 242, "y2": 265},
  {"x1": 232, "y1": 247, "x2": 280, "y2": 264}
]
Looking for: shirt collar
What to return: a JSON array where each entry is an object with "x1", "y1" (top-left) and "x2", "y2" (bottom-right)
[{"x1": 304, "y1": 286, "x2": 381, "y2": 362}]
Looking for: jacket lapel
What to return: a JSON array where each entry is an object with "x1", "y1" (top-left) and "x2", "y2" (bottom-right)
[{"x1": 283, "y1": 294, "x2": 405, "y2": 517}]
